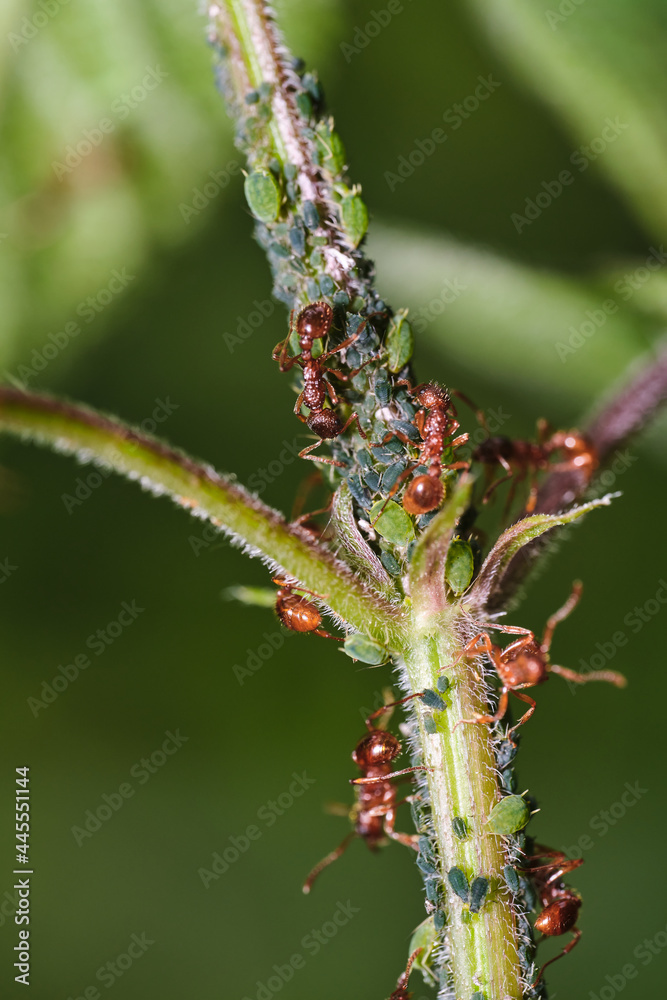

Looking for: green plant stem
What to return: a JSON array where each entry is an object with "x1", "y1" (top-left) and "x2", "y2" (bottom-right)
[
  {"x1": 0, "y1": 388, "x2": 405, "y2": 646},
  {"x1": 404, "y1": 620, "x2": 523, "y2": 999}
]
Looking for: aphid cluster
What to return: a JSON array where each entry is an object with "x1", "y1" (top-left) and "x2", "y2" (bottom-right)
[{"x1": 258, "y1": 299, "x2": 625, "y2": 994}]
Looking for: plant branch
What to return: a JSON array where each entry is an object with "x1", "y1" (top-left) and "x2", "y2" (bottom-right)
[{"x1": 0, "y1": 387, "x2": 405, "y2": 645}]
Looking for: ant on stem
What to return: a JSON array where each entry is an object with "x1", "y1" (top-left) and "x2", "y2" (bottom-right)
[
  {"x1": 472, "y1": 420, "x2": 597, "y2": 513},
  {"x1": 302, "y1": 694, "x2": 431, "y2": 893},
  {"x1": 520, "y1": 846, "x2": 584, "y2": 985},
  {"x1": 273, "y1": 577, "x2": 342, "y2": 641},
  {"x1": 273, "y1": 301, "x2": 370, "y2": 467},
  {"x1": 452, "y1": 582, "x2": 626, "y2": 738},
  {"x1": 387, "y1": 947, "x2": 423, "y2": 1000},
  {"x1": 376, "y1": 381, "x2": 469, "y2": 519}
]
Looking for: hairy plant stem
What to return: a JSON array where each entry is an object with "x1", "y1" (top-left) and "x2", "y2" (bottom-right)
[
  {"x1": 404, "y1": 621, "x2": 522, "y2": 999},
  {"x1": 0, "y1": 388, "x2": 405, "y2": 646}
]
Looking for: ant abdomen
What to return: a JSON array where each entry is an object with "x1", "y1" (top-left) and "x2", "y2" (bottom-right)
[{"x1": 352, "y1": 730, "x2": 401, "y2": 767}]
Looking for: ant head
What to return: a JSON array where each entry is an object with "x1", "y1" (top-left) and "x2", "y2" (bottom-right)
[
  {"x1": 402, "y1": 474, "x2": 444, "y2": 515},
  {"x1": 352, "y1": 730, "x2": 401, "y2": 768},
  {"x1": 307, "y1": 410, "x2": 343, "y2": 440},
  {"x1": 297, "y1": 301, "x2": 333, "y2": 344},
  {"x1": 413, "y1": 382, "x2": 448, "y2": 410},
  {"x1": 501, "y1": 645, "x2": 548, "y2": 687},
  {"x1": 535, "y1": 895, "x2": 581, "y2": 937}
]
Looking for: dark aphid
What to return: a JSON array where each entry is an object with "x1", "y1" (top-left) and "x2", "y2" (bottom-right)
[
  {"x1": 447, "y1": 866, "x2": 469, "y2": 904},
  {"x1": 469, "y1": 876, "x2": 489, "y2": 913}
]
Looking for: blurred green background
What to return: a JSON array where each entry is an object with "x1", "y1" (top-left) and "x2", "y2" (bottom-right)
[{"x1": 1, "y1": 1, "x2": 666, "y2": 998}]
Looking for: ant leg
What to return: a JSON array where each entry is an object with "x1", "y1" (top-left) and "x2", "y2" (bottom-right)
[
  {"x1": 532, "y1": 929, "x2": 581, "y2": 986},
  {"x1": 351, "y1": 766, "x2": 434, "y2": 786},
  {"x1": 365, "y1": 692, "x2": 425, "y2": 731},
  {"x1": 549, "y1": 663, "x2": 627, "y2": 687},
  {"x1": 390, "y1": 948, "x2": 424, "y2": 1000},
  {"x1": 298, "y1": 439, "x2": 346, "y2": 468},
  {"x1": 506, "y1": 690, "x2": 538, "y2": 739},
  {"x1": 454, "y1": 689, "x2": 510, "y2": 731},
  {"x1": 481, "y1": 461, "x2": 513, "y2": 504},
  {"x1": 302, "y1": 832, "x2": 357, "y2": 894},
  {"x1": 290, "y1": 468, "x2": 325, "y2": 522},
  {"x1": 326, "y1": 357, "x2": 374, "y2": 381},
  {"x1": 450, "y1": 389, "x2": 488, "y2": 432},
  {"x1": 370, "y1": 463, "x2": 418, "y2": 525},
  {"x1": 541, "y1": 581, "x2": 583, "y2": 653},
  {"x1": 293, "y1": 391, "x2": 307, "y2": 419},
  {"x1": 338, "y1": 411, "x2": 367, "y2": 440},
  {"x1": 311, "y1": 627, "x2": 344, "y2": 642}
]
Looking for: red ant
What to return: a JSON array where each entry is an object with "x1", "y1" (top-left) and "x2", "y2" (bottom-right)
[
  {"x1": 273, "y1": 301, "x2": 369, "y2": 467},
  {"x1": 453, "y1": 582, "x2": 626, "y2": 738},
  {"x1": 472, "y1": 420, "x2": 597, "y2": 512},
  {"x1": 302, "y1": 694, "x2": 430, "y2": 893},
  {"x1": 377, "y1": 382, "x2": 469, "y2": 518},
  {"x1": 273, "y1": 577, "x2": 342, "y2": 641},
  {"x1": 387, "y1": 947, "x2": 423, "y2": 1000},
  {"x1": 520, "y1": 846, "x2": 584, "y2": 986}
]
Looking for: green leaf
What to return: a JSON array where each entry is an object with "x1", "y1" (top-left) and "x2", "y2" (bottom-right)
[
  {"x1": 468, "y1": 0, "x2": 667, "y2": 240},
  {"x1": 464, "y1": 493, "x2": 618, "y2": 614}
]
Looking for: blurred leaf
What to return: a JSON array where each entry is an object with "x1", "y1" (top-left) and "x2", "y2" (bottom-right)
[
  {"x1": 468, "y1": 0, "x2": 667, "y2": 240},
  {"x1": 371, "y1": 222, "x2": 661, "y2": 406}
]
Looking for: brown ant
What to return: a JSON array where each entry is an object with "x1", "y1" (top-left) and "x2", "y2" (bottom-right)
[
  {"x1": 453, "y1": 582, "x2": 626, "y2": 738},
  {"x1": 472, "y1": 420, "x2": 598, "y2": 513},
  {"x1": 376, "y1": 382, "x2": 469, "y2": 518},
  {"x1": 273, "y1": 577, "x2": 342, "y2": 641},
  {"x1": 302, "y1": 694, "x2": 430, "y2": 893},
  {"x1": 387, "y1": 947, "x2": 423, "y2": 1000},
  {"x1": 519, "y1": 846, "x2": 584, "y2": 985},
  {"x1": 273, "y1": 301, "x2": 369, "y2": 467}
]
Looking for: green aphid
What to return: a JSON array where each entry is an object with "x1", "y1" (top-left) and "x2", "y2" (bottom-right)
[
  {"x1": 342, "y1": 633, "x2": 390, "y2": 666},
  {"x1": 316, "y1": 125, "x2": 346, "y2": 173},
  {"x1": 469, "y1": 876, "x2": 489, "y2": 913},
  {"x1": 244, "y1": 170, "x2": 281, "y2": 223},
  {"x1": 386, "y1": 309, "x2": 414, "y2": 373},
  {"x1": 445, "y1": 538, "x2": 475, "y2": 596},
  {"x1": 486, "y1": 794, "x2": 531, "y2": 835},
  {"x1": 452, "y1": 816, "x2": 468, "y2": 841},
  {"x1": 369, "y1": 500, "x2": 415, "y2": 547},
  {"x1": 341, "y1": 193, "x2": 368, "y2": 248}
]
